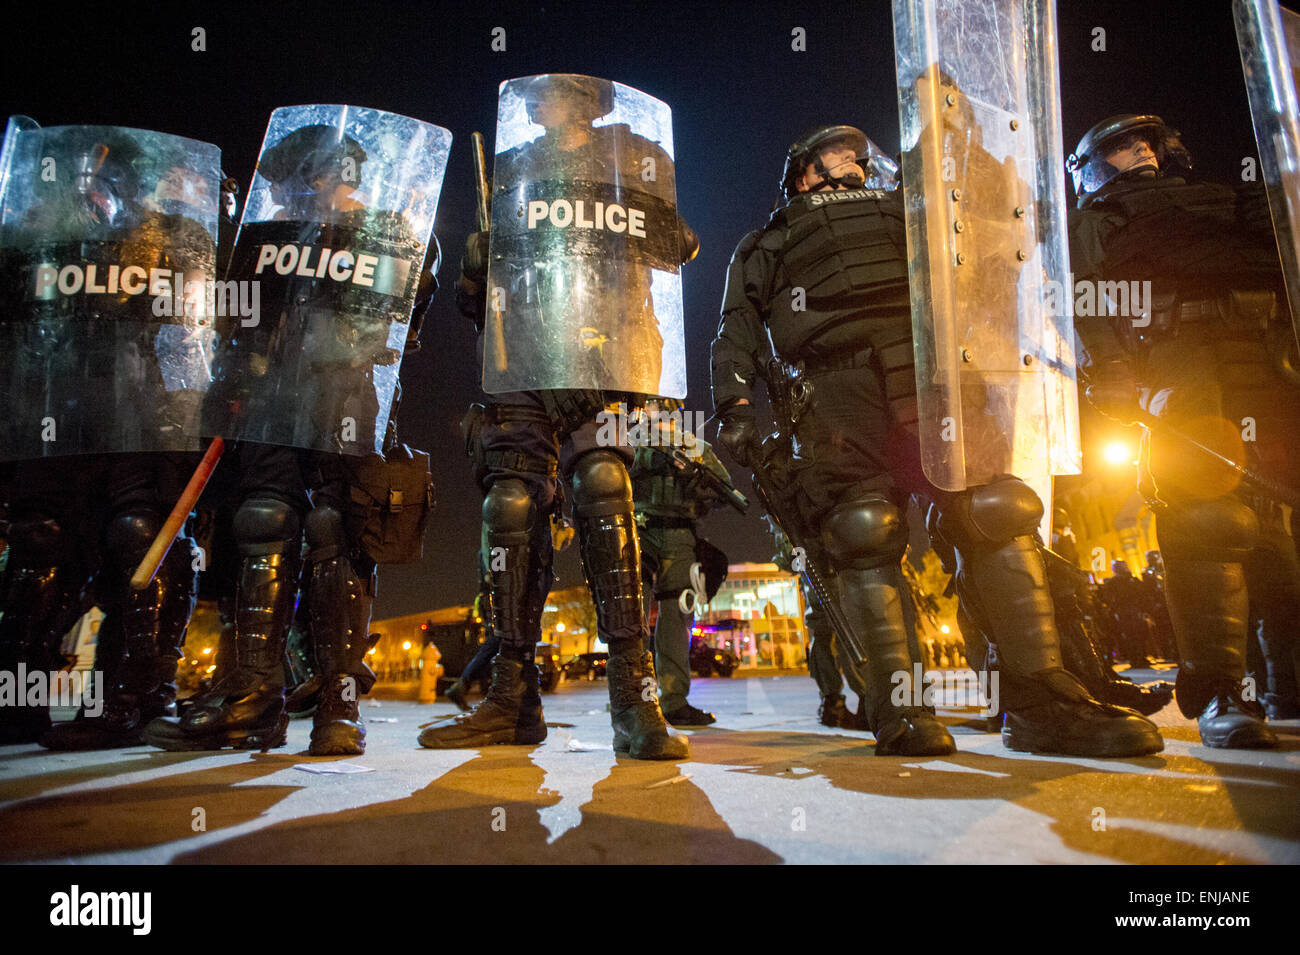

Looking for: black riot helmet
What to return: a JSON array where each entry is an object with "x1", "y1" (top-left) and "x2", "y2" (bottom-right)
[
  {"x1": 38, "y1": 126, "x2": 144, "y2": 229},
  {"x1": 1066, "y1": 114, "x2": 1192, "y2": 204},
  {"x1": 521, "y1": 74, "x2": 614, "y2": 125},
  {"x1": 780, "y1": 125, "x2": 899, "y2": 198},
  {"x1": 1111, "y1": 558, "x2": 1134, "y2": 578},
  {"x1": 258, "y1": 124, "x2": 367, "y2": 215}
]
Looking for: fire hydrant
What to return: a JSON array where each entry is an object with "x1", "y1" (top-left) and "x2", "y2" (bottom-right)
[{"x1": 418, "y1": 643, "x2": 443, "y2": 703}]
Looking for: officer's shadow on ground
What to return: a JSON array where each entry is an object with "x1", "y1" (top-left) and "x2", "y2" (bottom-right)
[
  {"x1": 0, "y1": 751, "x2": 302, "y2": 862},
  {"x1": 684, "y1": 726, "x2": 1300, "y2": 863},
  {"x1": 170, "y1": 747, "x2": 783, "y2": 865}
]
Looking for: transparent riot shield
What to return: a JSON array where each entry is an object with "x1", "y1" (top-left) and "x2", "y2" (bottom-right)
[
  {"x1": 893, "y1": 0, "x2": 1081, "y2": 515},
  {"x1": 207, "y1": 105, "x2": 450, "y2": 456},
  {"x1": 482, "y1": 74, "x2": 686, "y2": 397},
  {"x1": 0, "y1": 119, "x2": 221, "y2": 461},
  {"x1": 1235, "y1": 0, "x2": 1300, "y2": 351}
]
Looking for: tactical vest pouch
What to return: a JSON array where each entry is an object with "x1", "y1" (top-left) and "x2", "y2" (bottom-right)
[
  {"x1": 540, "y1": 389, "x2": 607, "y2": 436},
  {"x1": 348, "y1": 445, "x2": 435, "y2": 564}
]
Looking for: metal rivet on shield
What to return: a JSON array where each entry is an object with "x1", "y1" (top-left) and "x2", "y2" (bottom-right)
[
  {"x1": 955, "y1": 252, "x2": 966, "y2": 265},
  {"x1": 961, "y1": 347, "x2": 973, "y2": 362},
  {"x1": 954, "y1": 220, "x2": 964, "y2": 233},
  {"x1": 1009, "y1": 119, "x2": 1020, "y2": 131},
  {"x1": 1016, "y1": 249, "x2": 1027, "y2": 261},
  {"x1": 950, "y1": 188, "x2": 961, "y2": 201},
  {"x1": 945, "y1": 93, "x2": 956, "y2": 107},
  {"x1": 1023, "y1": 354, "x2": 1034, "y2": 366},
  {"x1": 1014, "y1": 207, "x2": 1026, "y2": 218}
]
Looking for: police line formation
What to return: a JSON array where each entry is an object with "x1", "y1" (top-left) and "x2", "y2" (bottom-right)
[{"x1": 1, "y1": 2, "x2": 1299, "y2": 765}]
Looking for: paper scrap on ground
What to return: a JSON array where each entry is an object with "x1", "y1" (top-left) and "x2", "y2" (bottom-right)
[
  {"x1": 294, "y1": 763, "x2": 375, "y2": 774},
  {"x1": 567, "y1": 738, "x2": 612, "y2": 752}
]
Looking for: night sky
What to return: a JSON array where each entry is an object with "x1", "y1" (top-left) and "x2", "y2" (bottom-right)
[{"x1": 1, "y1": 1, "x2": 1287, "y2": 617}]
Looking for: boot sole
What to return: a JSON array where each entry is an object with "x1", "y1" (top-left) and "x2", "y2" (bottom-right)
[
  {"x1": 613, "y1": 736, "x2": 691, "y2": 760},
  {"x1": 514, "y1": 721, "x2": 547, "y2": 745},
  {"x1": 143, "y1": 714, "x2": 289, "y2": 752},
  {"x1": 875, "y1": 731, "x2": 957, "y2": 757},
  {"x1": 1200, "y1": 726, "x2": 1279, "y2": 749},
  {"x1": 1002, "y1": 723, "x2": 1164, "y2": 758},
  {"x1": 418, "y1": 727, "x2": 520, "y2": 749}
]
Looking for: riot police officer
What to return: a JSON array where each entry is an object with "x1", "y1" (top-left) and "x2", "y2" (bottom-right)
[
  {"x1": 419, "y1": 75, "x2": 696, "y2": 760},
  {"x1": 145, "y1": 116, "x2": 440, "y2": 756},
  {"x1": 0, "y1": 124, "x2": 211, "y2": 749},
  {"x1": 1068, "y1": 113, "x2": 1300, "y2": 747},
  {"x1": 630, "y1": 405, "x2": 733, "y2": 726},
  {"x1": 713, "y1": 125, "x2": 1163, "y2": 757}
]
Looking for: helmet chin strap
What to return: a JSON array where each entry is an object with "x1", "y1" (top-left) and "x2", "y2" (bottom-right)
[{"x1": 809, "y1": 156, "x2": 866, "y2": 191}]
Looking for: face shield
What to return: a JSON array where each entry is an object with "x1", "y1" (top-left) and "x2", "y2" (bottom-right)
[{"x1": 1067, "y1": 115, "x2": 1192, "y2": 202}]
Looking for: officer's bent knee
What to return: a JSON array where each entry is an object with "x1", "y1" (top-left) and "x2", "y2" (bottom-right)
[
  {"x1": 483, "y1": 478, "x2": 536, "y2": 536},
  {"x1": 821, "y1": 497, "x2": 908, "y2": 569},
  {"x1": 570, "y1": 450, "x2": 631, "y2": 513},
  {"x1": 234, "y1": 496, "x2": 301, "y2": 556},
  {"x1": 942, "y1": 477, "x2": 1043, "y2": 548}
]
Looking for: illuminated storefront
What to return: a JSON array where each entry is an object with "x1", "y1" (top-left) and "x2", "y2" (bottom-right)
[{"x1": 694, "y1": 562, "x2": 807, "y2": 668}]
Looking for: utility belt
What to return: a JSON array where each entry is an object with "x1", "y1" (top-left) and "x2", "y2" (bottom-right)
[
  {"x1": 462, "y1": 402, "x2": 560, "y2": 484},
  {"x1": 798, "y1": 345, "x2": 875, "y2": 377},
  {"x1": 482, "y1": 448, "x2": 558, "y2": 477},
  {"x1": 1144, "y1": 290, "x2": 1277, "y2": 337}
]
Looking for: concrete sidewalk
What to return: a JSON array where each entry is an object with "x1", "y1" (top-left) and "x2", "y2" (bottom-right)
[{"x1": 1, "y1": 672, "x2": 1296, "y2": 864}]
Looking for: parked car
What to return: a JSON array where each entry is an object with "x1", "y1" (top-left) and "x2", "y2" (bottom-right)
[
  {"x1": 562, "y1": 651, "x2": 609, "y2": 681},
  {"x1": 690, "y1": 638, "x2": 738, "y2": 677}
]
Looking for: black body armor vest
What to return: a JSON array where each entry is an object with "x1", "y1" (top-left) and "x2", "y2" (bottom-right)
[{"x1": 764, "y1": 188, "x2": 910, "y2": 358}]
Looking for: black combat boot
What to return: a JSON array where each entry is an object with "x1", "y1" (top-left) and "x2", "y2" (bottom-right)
[
  {"x1": 572, "y1": 451, "x2": 687, "y2": 760},
  {"x1": 0, "y1": 519, "x2": 88, "y2": 744},
  {"x1": 935, "y1": 480, "x2": 1163, "y2": 755},
  {"x1": 956, "y1": 536, "x2": 1162, "y2": 756},
  {"x1": 420, "y1": 479, "x2": 547, "y2": 748},
  {"x1": 419, "y1": 652, "x2": 535, "y2": 747},
  {"x1": 836, "y1": 566, "x2": 956, "y2": 756},
  {"x1": 304, "y1": 506, "x2": 377, "y2": 756},
  {"x1": 43, "y1": 534, "x2": 197, "y2": 750},
  {"x1": 1159, "y1": 501, "x2": 1277, "y2": 748},
  {"x1": 144, "y1": 549, "x2": 296, "y2": 751},
  {"x1": 607, "y1": 643, "x2": 689, "y2": 759}
]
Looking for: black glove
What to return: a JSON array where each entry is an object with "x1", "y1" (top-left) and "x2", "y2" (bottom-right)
[
  {"x1": 718, "y1": 403, "x2": 759, "y2": 467},
  {"x1": 1084, "y1": 360, "x2": 1141, "y2": 425}
]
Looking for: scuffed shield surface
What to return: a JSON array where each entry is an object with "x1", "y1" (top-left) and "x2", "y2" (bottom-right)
[
  {"x1": 206, "y1": 104, "x2": 450, "y2": 455},
  {"x1": 0, "y1": 119, "x2": 221, "y2": 460},
  {"x1": 893, "y1": 0, "x2": 1081, "y2": 499},
  {"x1": 482, "y1": 74, "x2": 686, "y2": 397}
]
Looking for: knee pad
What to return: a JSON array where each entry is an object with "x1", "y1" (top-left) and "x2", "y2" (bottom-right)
[
  {"x1": 1157, "y1": 498, "x2": 1259, "y2": 562},
  {"x1": 304, "y1": 505, "x2": 347, "y2": 562},
  {"x1": 483, "y1": 478, "x2": 537, "y2": 547},
  {"x1": 820, "y1": 497, "x2": 908, "y2": 570},
  {"x1": 570, "y1": 450, "x2": 632, "y2": 517},
  {"x1": 939, "y1": 477, "x2": 1043, "y2": 550},
  {"x1": 104, "y1": 511, "x2": 162, "y2": 566},
  {"x1": 234, "y1": 496, "x2": 302, "y2": 557}
]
